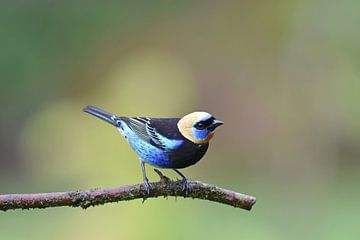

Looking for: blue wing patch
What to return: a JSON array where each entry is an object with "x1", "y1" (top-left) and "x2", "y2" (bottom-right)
[{"x1": 123, "y1": 117, "x2": 183, "y2": 151}]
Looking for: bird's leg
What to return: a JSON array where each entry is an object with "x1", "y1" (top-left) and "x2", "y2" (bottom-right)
[
  {"x1": 140, "y1": 159, "x2": 152, "y2": 194},
  {"x1": 174, "y1": 169, "x2": 191, "y2": 195}
]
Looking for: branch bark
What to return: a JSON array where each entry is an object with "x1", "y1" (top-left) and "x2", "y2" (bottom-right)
[{"x1": 0, "y1": 170, "x2": 256, "y2": 211}]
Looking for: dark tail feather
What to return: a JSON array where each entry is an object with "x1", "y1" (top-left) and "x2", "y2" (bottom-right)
[{"x1": 83, "y1": 105, "x2": 119, "y2": 127}]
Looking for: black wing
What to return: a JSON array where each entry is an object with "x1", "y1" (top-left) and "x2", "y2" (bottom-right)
[{"x1": 121, "y1": 117, "x2": 184, "y2": 151}]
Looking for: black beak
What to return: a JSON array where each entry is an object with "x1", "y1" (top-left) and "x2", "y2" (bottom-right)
[
  {"x1": 83, "y1": 105, "x2": 119, "y2": 127},
  {"x1": 207, "y1": 119, "x2": 224, "y2": 131}
]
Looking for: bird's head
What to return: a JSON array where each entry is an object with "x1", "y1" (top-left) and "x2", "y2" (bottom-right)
[{"x1": 177, "y1": 112, "x2": 224, "y2": 144}]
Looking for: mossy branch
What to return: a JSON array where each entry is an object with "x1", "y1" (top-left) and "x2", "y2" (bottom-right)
[{"x1": 0, "y1": 170, "x2": 256, "y2": 211}]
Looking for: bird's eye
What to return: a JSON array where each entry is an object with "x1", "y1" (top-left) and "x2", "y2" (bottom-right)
[{"x1": 194, "y1": 122, "x2": 206, "y2": 130}]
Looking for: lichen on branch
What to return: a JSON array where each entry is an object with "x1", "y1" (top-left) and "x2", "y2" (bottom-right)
[{"x1": 0, "y1": 170, "x2": 256, "y2": 211}]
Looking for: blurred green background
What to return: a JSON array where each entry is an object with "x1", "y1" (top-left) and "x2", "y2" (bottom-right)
[{"x1": 1, "y1": 1, "x2": 360, "y2": 239}]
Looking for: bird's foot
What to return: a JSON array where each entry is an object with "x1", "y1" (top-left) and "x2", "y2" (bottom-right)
[
  {"x1": 173, "y1": 169, "x2": 191, "y2": 195},
  {"x1": 143, "y1": 177, "x2": 152, "y2": 195},
  {"x1": 181, "y1": 177, "x2": 191, "y2": 196}
]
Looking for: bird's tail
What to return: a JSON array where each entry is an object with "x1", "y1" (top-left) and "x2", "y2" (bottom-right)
[{"x1": 83, "y1": 105, "x2": 119, "y2": 127}]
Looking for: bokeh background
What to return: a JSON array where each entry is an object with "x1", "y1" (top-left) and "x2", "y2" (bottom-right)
[{"x1": 1, "y1": 1, "x2": 360, "y2": 239}]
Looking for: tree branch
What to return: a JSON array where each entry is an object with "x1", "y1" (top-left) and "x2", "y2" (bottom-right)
[{"x1": 0, "y1": 170, "x2": 256, "y2": 211}]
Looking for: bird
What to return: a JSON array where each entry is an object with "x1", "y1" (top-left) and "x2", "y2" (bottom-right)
[{"x1": 83, "y1": 105, "x2": 224, "y2": 194}]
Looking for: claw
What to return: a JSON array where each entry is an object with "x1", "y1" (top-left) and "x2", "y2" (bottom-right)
[
  {"x1": 174, "y1": 169, "x2": 191, "y2": 195},
  {"x1": 181, "y1": 177, "x2": 191, "y2": 195},
  {"x1": 143, "y1": 177, "x2": 152, "y2": 195}
]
